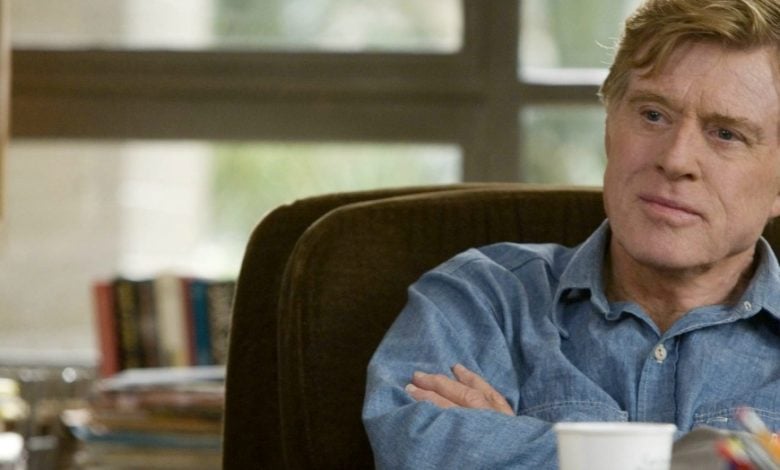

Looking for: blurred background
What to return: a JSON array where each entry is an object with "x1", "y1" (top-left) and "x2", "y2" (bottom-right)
[
  {"x1": 0, "y1": 1, "x2": 648, "y2": 466},
  {"x1": 1, "y1": 0, "x2": 639, "y2": 369}
]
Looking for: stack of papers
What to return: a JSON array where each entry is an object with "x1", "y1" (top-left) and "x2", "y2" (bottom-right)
[{"x1": 61, "y1": 366, "x2": 225, "y2": 470}]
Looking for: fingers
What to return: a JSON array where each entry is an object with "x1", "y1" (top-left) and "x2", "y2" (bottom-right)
[
  {"x1": 451, "y1": 363, "x2": 491, "y2": 391},
  {"x1": 411, "y1": 370, "x2": 483, "y2": 409},
  {"x1": 405, "y1": 366, "x2": 514, "y2": 416},
  {"x1": 452, "y1": 364, "x2": 514, "y2": 416},
  {"x1": 404, "y1": 382, "x2": 458, "y2": 409}
]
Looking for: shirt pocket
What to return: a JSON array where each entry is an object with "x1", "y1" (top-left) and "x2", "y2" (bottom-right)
[
  {"x1": 520, "y1": 401, "x2": 629, "y2": 423},
  {"x1": 693, "y1": 406, "x2": 780, "y2": 432}
]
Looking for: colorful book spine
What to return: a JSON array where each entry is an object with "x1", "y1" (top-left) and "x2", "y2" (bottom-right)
[
  {"x1": 92, "y1": 275, "x2": 235, "y2": 370},
  {"x1": 113, "y1": 279, "x2": 144, "y2": 370},
  {"x1": 188, "y1": 279, "x2": 213, "y2": 366},
  {"x1": 180, "y1": 278, "x2": 197, "y2": 366}
]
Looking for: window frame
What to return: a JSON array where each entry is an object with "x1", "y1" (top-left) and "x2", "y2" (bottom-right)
[{"x1": 10, "y1": 0, "x2": 601, "y2": 182}]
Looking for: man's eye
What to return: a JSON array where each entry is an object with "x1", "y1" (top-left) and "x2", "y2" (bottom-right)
[
  {"x1": 642, "y1": 110, "x2": 662, "y2": 122},
  {"x1": 717, "y1": 128, "x2": 735, "y2": 141}
]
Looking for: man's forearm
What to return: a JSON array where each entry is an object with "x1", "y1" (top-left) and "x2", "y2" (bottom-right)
[{"x1": 364, "y1": 397, "x2": 558, "y2": 469}]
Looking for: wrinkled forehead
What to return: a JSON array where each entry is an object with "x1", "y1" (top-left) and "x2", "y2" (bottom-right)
[
  {"x1": 630, "y1": 41, "x2": 780, "y2": 109},
  {"x1": 638, "y1": 40, "x2": 780, "y2": 86}
]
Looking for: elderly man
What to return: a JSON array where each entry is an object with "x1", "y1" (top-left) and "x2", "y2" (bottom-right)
[{"x1": 362, "y1": 0, "x2": 780, "y2": 467}]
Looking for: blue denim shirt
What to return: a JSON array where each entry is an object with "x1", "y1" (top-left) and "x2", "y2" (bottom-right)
[{"x1": 362, "y1": 222, "x2": 780, "y2": 469}]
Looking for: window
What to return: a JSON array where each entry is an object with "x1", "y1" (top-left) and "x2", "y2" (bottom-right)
[
  {"x1": 0, "y1": 140, "x2": 458, "y2": 364},
  {"x1": 520, "y1": 0, "x2": 640, "y2": 71},
  {"x1": 4, "y1": 1, "x2": 633, "y2": 364},
  {"x1": 12, "y1": 0, "x2": 462, "y2": 52},
  {"x1": 521, "y1": 105, "x2": 605, "y2": 185}
]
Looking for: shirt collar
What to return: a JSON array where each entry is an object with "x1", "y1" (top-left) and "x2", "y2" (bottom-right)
[
  {"x1": 550, "y1": 223, "x2": 780, "y2": 336},
  {"x1": 551, "y1": 221, "x2": 611, "y2": 337},
  {"x1": 737, "y1": 236, "x2": 780, "y2": 321}
]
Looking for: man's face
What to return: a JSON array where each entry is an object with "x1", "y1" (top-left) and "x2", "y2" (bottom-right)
[{"x1": 603, "y1": 42, "x2": 780, "y2": 272}]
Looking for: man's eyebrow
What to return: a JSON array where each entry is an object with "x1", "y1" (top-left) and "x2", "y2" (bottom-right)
[{"x1": 626, "y1": 91, "x2": 676, "y2": 109}]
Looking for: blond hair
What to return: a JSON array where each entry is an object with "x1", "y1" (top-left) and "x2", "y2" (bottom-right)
[{"x1": 600, "y1": 0, "x2": 780, "y2": 105}]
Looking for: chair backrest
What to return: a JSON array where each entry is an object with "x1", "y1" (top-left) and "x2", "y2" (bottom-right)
[
  {"x1": 222, "y1": 183, "x2": 482, "y2": 469},
  {"x1": 224, "y1": 184, "x2": 607, "y2": 469}
]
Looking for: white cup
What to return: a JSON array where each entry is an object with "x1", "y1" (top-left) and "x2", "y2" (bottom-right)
[{"x1": 554, "y1": 422, "x2": 677, "y2": 470}]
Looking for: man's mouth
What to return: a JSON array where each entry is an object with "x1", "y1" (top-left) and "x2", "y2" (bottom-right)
[{"x1": 639, "y1": 195, "x2": 702, "y2": 220}]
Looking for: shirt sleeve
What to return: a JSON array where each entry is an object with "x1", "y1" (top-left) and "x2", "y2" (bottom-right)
[{"x1": 362, "y1": 250, "x2": 561, "y2": 469}]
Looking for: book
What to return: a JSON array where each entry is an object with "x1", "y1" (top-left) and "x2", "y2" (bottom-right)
[
  {"x1": 180, "y1": 278, "x2": 197, "y2": 366},
  {"x1": 65, "y1": 420, "x2": 221, "y2": 449},
  {"x1": 206, "y1": 281, "x2": 235, "y2": 365},
  {"x1": 113, "y1": 278, "x2": 144, "y2": 370},
  {"x1": 188, "y1": 279, "x2": 213, "y2": 366},
  {"x1": 136, "y1": 279, "x2": 161, "y2": 368},
  {"x1": 92, "y1": 281, "x2": 120, "y2": 378},
  {"x1": 153, "y1": 274, "x2": 190, "y2": 367},
  {"x1": 71, "y1": 443, "x2": 221, "y2": 470},
  {"x1": 99, "y1": 365, "x2": 225, "y2": 391},
  {"x1": 88, "y1": 408, "x2": 223, "y2": 435}
]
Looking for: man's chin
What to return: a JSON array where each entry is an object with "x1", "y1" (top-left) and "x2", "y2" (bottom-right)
[
  {"x1": 630, "y1": 253, "x2": 710, "y2": 273},
  {"x1": 613, "y1": 235, "x2": 712, "y2": 273}
]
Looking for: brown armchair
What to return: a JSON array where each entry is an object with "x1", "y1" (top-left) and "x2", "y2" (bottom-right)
[{"x1": 222, "y1": 184, "x2": 607, "y2": 469}]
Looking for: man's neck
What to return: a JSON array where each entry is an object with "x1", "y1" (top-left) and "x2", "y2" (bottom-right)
[{"x1": 605, "y1": 241, "x2": 757, "y2": 333}]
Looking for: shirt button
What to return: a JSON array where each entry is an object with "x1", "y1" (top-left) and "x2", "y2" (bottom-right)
[
  {"x1": 654, "y1": 344, "x2": 668, "y2": 363},
  {"x1": 743, "y1": 301, "x2": 752, "y2": 311}
]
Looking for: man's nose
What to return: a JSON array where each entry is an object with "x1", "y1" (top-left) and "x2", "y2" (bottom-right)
[{"x1": 655, "y1": 119, "x2": 703, "y2": 180}]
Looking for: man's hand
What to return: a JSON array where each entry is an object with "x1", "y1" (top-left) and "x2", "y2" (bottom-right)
[{"x1": 405, "y1": 363, "x2": 514, "y2": 416}]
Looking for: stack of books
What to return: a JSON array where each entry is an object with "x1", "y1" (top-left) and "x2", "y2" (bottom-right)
[{"x1": 61, "y1": 366, "x2": 224, "y2": 469}]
